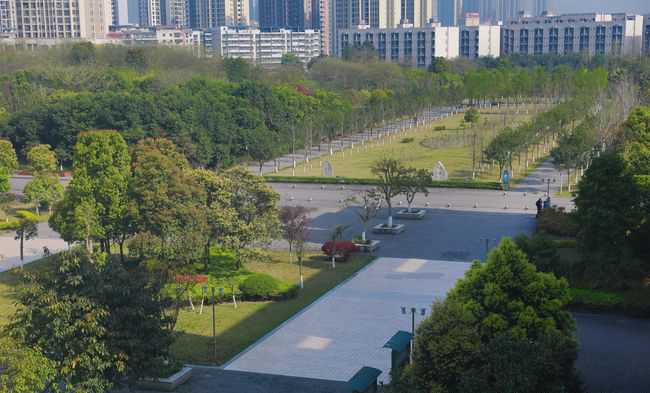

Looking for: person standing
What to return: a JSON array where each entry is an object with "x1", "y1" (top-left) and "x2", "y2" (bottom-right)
[{"x1": 536, "y1": 198, "x2": 543, "y2": 217}]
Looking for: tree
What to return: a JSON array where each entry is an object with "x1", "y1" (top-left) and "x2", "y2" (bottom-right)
[
  {"x1": 328, "y1": 224, "x2": 349, "y2": 269},
  {"x1": 0, "y1": 139, "x2": 18, "y2": 172},
  {"x1": 248, "y1": 128, "x2": 278, "y2": 176},
  {"x1": 0, "y1": 337, "x2": 56, "y2": 393},
  {"x1": 70, "y1": 42, "x2": 96, "y2": 65},
  {"x1": 464, "y1": 107, "x2": 480, "y2": 125},
  {"x1": 346, "y1": 188, "x2": 382, "y2": 242},
  {"x1": 371, "y1": 158, "x2": 406, "y2": 227},
  {"x1": 14, "y1": 210, "x2": 38, "y2": 263},
  {"x1": 403, "y1": 238, "x2": 579, "y2": 393},
  {"x1": 401, "y1": 168, "x2": 430, "y2": 213},
  {"x1": 24, "y1": 175, "x2": 64, "y2": 215},
  {"x1": 222, "y1": 166, "x2": 280, "y2": 268},
  {"x1": 50, "y1": 130, "x2": 131, "y2": 254},
  {"x1": 280, "y1": 206, "x2": 311, "y2": 288},
  {"x1": 224, "y1": 58, "x2": 252, "y2": 82},
  {"x1": 281, "y1": 53, "x2": 302, "y2": 65},
  {"x1": 574, "y1": 153, "x2": 645, "y2": 287},
  {"x1": 26, "y1": 144, "x2": 58, "y2": 174},
  {"x1": 0, "y1": 140, "x2": 17, "y2": 194},
  {"x1": 7, "y1": 249, "x2": 174, "y2": 392},
  {"x1": 125, "y1": 47, "x2": 147, "y2": 70}
]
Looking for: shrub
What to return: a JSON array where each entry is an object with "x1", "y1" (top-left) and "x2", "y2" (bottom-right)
[
  {"x1": 623, "y1": 287, "x2": 650, "y2": 318},
  {"x1": 321, "y1": 241, "x2": 358, "y2": 261},
  {"x1": 400, "y1": 137, "x2": 415, "y2": 144},
  {"x1": 537, "y1": 207, "x2": 579, "y2": 237},
  {"x1": 0, "y1": 220, "x2": 20, "y2": 230},
  {"x1": 568, "y1": 288, "x2": 624, "y2": 312},
  {"x1": 434, "y1": 125, "x2": 446, "y2": 131},
  {"x1": 555, "y1": 239, "x2": 578, "y2": 248},
  {"x1": 239, "y1": 273, "x2": 283, "y2": 300}
]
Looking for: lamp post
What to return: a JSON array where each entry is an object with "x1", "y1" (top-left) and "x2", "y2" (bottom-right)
[
  {"x1": 401, "y1": 306, "x2": 426, "y2": 364},
  {"x1": 543, "y1": 177, "x2": 555, "y2": 197}
]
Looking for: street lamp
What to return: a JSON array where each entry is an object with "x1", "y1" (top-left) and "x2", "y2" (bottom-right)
[
  {"x1": 401, "y1": 306, "x2": 426, "y2": 364},
  {"x1": 542, "y1": 178, "x2": 555, "y2": 196}
]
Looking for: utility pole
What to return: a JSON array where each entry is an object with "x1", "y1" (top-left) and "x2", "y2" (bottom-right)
[{"x1": 211, "y1": 287, "x2": 217, "y2": 362}]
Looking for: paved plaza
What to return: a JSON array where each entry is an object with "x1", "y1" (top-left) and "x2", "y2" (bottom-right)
[
  {"x1": 225, "y1": 257, "x2": 471, "y2": 383},
  {"x1": 0, "y1": 222, "x2": 67, "y2": 272}
]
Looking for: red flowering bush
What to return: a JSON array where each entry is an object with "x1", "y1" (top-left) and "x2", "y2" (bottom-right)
[{"x1": 321, "y1": 241, "x2": 359, "y2": 261}]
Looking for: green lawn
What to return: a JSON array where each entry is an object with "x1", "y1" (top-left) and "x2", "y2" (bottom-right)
[
  {"x1": 172, "y1": 251, "x2": 373, "y2": 364},
  {"x1": 270, "y1": 105, "x2": 544, "y2": 182},
  {"x1": 0, "y1": 249, "x2": 374, "y2": 366}
]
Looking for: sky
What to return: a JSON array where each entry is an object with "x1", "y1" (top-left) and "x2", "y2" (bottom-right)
[{"x1": 556, "y1": 0, "x2": 650, "y2": 14}]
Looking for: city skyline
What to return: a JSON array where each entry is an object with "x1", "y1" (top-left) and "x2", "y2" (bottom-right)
[{"x1": 557, "y1": 0, "x2": 650, "y2": 15}]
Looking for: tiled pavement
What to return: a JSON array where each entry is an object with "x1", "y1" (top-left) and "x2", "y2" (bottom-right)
[{"x1": 224, "y1": 257, "x2": 471, "y2": 384}]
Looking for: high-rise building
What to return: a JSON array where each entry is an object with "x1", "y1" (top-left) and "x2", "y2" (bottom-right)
[
  {"x1": 0, "y1": 0, "x2": 16, "y2": 33},
  {"x1": 189, "y1": 0, "x2": 223, "y2": 28},
  {"x1": 438, "y1": 0, "x2": 461, "y2": 26},
  {"x1": 112, "y1": 0, "x2": 130, "y2": 25},
  {"x1": 225, "y1": 0, "x2": 249, "y2": 25},
  {"x1": 140, "y1": 0, "x2": 162, "y2": 25},
  {"x1": 259, "y1": 0, "x2": 309, "y2": 30},
  {"x1": 14, "y1": 0, "x2": 111, "y2": 40},
  {"x1": 162, "y1": 0, "x2": 189, "y2": 26},
  {"x1": 501, "y1": 13, "x2": 644, "y2": 57},
  {"x1": 401, "y1": 0, "x2": 435, "y2": 26}
]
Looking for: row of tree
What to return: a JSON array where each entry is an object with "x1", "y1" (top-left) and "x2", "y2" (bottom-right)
[{"x1": 0, "y1": 44, "x2": 610, "y2": 170}]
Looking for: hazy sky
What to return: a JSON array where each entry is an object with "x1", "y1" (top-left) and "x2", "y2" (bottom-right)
[{"x1": 556, "y1": 0, "x2": 650, "y2": 14}]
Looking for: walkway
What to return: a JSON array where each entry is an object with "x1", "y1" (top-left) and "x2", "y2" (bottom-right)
[
  {"x1": 0, "y1": 222, "x2": 67, "y2": 272},
  {"x1": 224, "y1": 258, "x2": 471, "y2": 383},
  {"x1": 250, "y1": 106, "x2": 464, "y2": 175}
]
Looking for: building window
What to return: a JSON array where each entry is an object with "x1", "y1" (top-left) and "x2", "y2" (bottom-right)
[
  {"x1": 460, "y1": 30, "x2": 470, "y2": 57},
  {"x1": 519, "y1": 29, "x2": 529, "y2": 53},
  {"x1": 595, "y1": 26, "x2": 606, "y2": 55},
  {"x1": 404, "y1": 32, "x2": 412, "y2": 59},
  {"x1": 390, "y1": 32, "x2": 399, "y2": 61},
  {"x1": 416, "y1": 31, "x2": 426, "y2": 67},
  {"x1": 564, "y1": 27, "x2": 574, "y2": 53},
  {"x1": 341, "y1": 33, "x2": 349, "y2": 52},
  {"x1": 549, "y1": 28, "x2": 559, "y2": 54},
  {"x1": 353, "y1": 32, "x2": 361, "y2": 47},
  {"x1": 378, "y1": 32, "x2": 386, "y2": 59},
  {"x1": 534, "y1": 28, "x2": 543, "y2": 55},
  {"x1": 430, "y1": 31, "x2": 436, "y2": 62},
  {"x1": 579, "y1": 27, "x2": 590, "y2": 52},
  {"x1": 365, "y1": 33, "x2": 373, "y2": 45},
  {"x1": 612, "y1": 25, "x2": 623, "y2": 55},
  {"x1": 645, "y1": 25, "x2": 650, "y2": 54}
]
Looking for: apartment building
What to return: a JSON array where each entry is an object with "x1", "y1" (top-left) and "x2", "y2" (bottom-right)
[
  {"x1": 111, "y1": 25, "x2": 201, "y2": 45},
  {"x1": 211, "y1": 26, "x2": 321, "y2": 64},
  {"x1": 501, "y1": 13, "x2": 645, "y2": 57},
  {"x1": 338, "y1": 24, "x2": 460, "y2": 66},
  {"x1": 13, "y1": 0, "x2": 111, "y2": 41},
  {"x1": 460, "y1": 23, "x2": 499, "y2": 57},
  {"x1": 0, "y1": 0, "x2": 15, "y2": 33}
]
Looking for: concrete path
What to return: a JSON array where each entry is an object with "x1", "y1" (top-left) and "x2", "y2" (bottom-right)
[
  {"x1": 225, "y1": 257, "x2": 471, "y2": 383},
  {"x1": 0, "y1": 222, "x2": 67, "y2": 272},
  {"x1": 250, "y1": 105, "x2": 464, "y2": 175}
]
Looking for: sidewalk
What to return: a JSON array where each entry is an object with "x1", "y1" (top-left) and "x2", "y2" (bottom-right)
[{"x1": 249, "y1": 105, "x2": 465, "y2": 175}]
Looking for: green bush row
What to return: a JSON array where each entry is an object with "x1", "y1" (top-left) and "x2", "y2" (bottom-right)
[
  {"x1": 0, "y1": 220, "x2": 20, "y2": 230},
  {"x1": 568, "y1": 287, "x2": 650, "y2": 318},
  {"x1": 264, "y1": 175, "x2": 501, "y2": 190}
]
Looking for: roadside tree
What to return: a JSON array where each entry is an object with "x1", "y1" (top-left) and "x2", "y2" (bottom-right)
[{"x1": 371, "y1": 158, "x2": 406, "y2": 227}]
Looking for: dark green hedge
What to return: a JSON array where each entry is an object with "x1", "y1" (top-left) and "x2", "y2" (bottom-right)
[{"x1": 264, "y1": 175, "x2": 501, "y2": 190}]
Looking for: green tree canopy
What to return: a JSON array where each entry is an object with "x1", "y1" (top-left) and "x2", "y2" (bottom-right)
[
  {"x1": 26, "y1": 144, "x2": 58, "y2": 174},
  {"x1": 7, "y1": 249, "x2": 174, "y2": 392},
  {"x1": 0, "y1": 337, "x2": 55, "y2": 393},
  {"x1": 50, "y1": 130, "x2": 131, "y2": 252}
]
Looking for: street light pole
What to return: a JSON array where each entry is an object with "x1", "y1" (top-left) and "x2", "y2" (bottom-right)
[
  {"x1": 211, "y1": 287, "x2": 216, "y2": 362},
  {"x1": 402, "y1": 306, "x2": 426, "y2": 364}
]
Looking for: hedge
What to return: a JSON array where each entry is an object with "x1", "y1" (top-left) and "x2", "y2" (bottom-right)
[
  {"x1": 0, "y1": 220, "x2": 20, "y2": 230},
  {"x1": 264, "y1": 175, "x2": 501, "y2": 190},
  {"x1": 568, "y1": 288, "x2": 624, "y2": 312}
]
